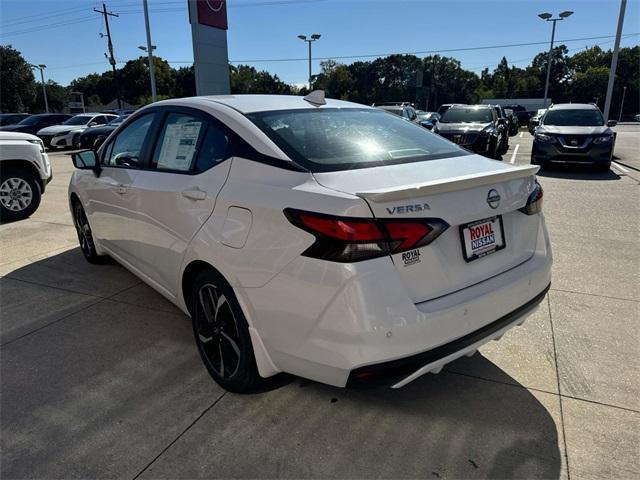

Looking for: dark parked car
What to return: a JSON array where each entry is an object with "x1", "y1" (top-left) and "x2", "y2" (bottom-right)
[
  {"x1": 504, "y1": 108, "x2": 519, "y2": 136},
  {"x1": 375, "y1": 102, "x2": 418, "y2": 122},
  {"x1": 416, "y1": 111, "x2": 440, "y2": 130},
  {"x1": 528, "y1": 108, "x2": 548, "y2": 134},
  {"x1": 502, "y1": 104, "x2": 531, "y2": 125},
  {"x1": 0, "y1": 113, "x2": 72, "y2": 135},
  {"x1": 490, "y1": 105, "x2": 510, "y2": 154},
  {"x1": 0, "y1": 113, "x2": 30, "y2": 126},
  {"x1": 433, "y1": 104, "x2": 507, "y2": 159},
  {"x1": 78, "y1": 115, "x2": 128, "y2": 149},
  {"x1": 437, "y1": 103, "x2": 465, "y2": 116},
  {"x1": 531, "y1": 103, "x2": 616, "y2": 172}
]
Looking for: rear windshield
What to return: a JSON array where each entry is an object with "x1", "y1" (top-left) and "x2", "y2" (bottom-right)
[
  {"x1": 440, "y1": 108, "x2": 493, "y2": 123},
  {"x1": 542, "y1": 109, "x2": 604, "y2": 127},
  {"x1": 247, "y1": 108, "x2": 468, "y2": 172}
]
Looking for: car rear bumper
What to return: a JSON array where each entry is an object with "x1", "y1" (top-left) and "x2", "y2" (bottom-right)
[{"x1": 244, "y1": 214, "x2": 552, "y2": 387}]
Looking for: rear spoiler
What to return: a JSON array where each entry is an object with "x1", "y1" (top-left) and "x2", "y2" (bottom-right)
[{"x1": 356, "y1": 165, "x2": 539, "y2": 202}]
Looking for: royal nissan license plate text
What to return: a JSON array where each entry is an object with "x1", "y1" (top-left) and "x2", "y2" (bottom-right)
[{"x1": 460, "y1": 216, "x2": 505, "y2": 262}]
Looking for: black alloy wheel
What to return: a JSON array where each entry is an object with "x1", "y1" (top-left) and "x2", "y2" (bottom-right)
[
  {"x1": 72, "y1": 200, "x2": 108, "y2": 264},
  {"x1": 191, "y1": 270, "x2": 261, "y2": 393}
]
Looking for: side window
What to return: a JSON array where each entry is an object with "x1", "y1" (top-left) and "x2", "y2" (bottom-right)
[
  {"x1": 194, "y1": 123, "x2": 229, "y2": 172},
  {"x1": 103, "y1": 114, "x2": 155, "y2": 168},
  {"x1": 151, "y1": 113, "x2": 206, "y2": 172},
  {"x1": 95, "y1": 116, "x2": 108, "y2": 125}
]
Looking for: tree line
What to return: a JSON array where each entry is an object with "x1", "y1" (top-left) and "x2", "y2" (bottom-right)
[{"x1": 1, "y1": 43, "x2": 638, "y2": 118}]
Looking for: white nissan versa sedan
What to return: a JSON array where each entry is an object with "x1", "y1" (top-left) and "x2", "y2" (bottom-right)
[{"x1": 68, "y1": 93, "x2": 552, "y2": 392}]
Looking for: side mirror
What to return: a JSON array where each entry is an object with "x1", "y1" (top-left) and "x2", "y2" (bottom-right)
[
  {"x1": 71, "y1": 150, "x2": 101, "y2": 176},
  {"x1": 607, "y1": 120, "x2": 617, "y2": 127},
  {"x1": 88, "y1": 122, "x2": 98, "y2": 127}
]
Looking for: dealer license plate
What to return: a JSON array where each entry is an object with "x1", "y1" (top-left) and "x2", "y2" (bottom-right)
[{"x1": 460, "y1": 216, "x2": 506, "y2": 262}]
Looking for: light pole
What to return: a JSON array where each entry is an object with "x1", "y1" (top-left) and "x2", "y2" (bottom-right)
[
  {"x1": 538, "y1": 11, "x2": 573, "y2": 108},
  {"x1": 29, "y1": 64, "x2": 49, "y2": 113},
  {"x1": 141, "y1": 0, "x2": 157, "y2": 103},
  {"x1": 297, "y1": 33, "x2": 321, "y2": 90},
  {"x1": 138, "y1": 44, "x2": 157, "y2": 103},
  {"x1": 618, "y1": 85, "x2": 627, "y2": 122}
]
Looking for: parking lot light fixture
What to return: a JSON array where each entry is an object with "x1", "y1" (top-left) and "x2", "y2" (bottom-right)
[
  {"x1": 29, "y1": 64, "x2": 49, "y2": 113},
  {"x1": 538, "y1": 12, "x2": 573, "y2": 108},
  {"x1": 298, "y1": 33, "x2": 322, "y2": 90}
]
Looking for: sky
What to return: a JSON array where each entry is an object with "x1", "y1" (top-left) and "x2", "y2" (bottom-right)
[{"x1": 1, "y1": 0, "x2": 638, "y2": 87}]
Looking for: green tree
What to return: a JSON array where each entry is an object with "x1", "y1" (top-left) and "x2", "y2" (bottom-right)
[
  {"x1": 230, "y1": 65, "x2": 292, "y2": 94},
  {"x1": 174, "y1": 65, "x2": 196, "y2": 98},
  {"x1": 0, "y1": 45, "x2": 37, "y2": 112},
  {"x1": 34, "y1": 80, "x2": 69, "y2": 113}
]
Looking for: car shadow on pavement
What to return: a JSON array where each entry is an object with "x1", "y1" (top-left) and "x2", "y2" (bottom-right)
[
  {"x1": 1, "y1": 249, "x2": 562, "y2": 479},
  {"x1": 536, "y1": 164, "x2": 621, "y2": 181}
]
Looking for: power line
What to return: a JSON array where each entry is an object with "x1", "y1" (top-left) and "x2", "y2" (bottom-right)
[
  {"x1": 0, "y1": 16, "x2": 98, "y2": 38},
  {"x1": 227, "y1": 33, "x2": 640, "y2": 63}
]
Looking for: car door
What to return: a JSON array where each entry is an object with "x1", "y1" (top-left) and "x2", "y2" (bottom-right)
[
  {"x1": 130, "y1": 108, "x2": 233, "y2": 295},
  {"x1": 84, "y1": 112, "x2": 158, "y2": 266}
]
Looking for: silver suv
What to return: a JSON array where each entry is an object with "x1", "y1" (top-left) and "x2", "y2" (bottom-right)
[{"x1": 531, "y1": 103, "x2": 616, "y2": 171}]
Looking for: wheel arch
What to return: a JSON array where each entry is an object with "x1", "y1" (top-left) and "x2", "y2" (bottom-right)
[
  {"x1": 180, "y1": 259, "x2": 280, "y2": 378},
  {"x1": 0, "y1": 159, "x2": 43, "y2": 192}
]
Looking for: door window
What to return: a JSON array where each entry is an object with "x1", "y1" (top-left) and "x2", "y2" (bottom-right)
[
  {"x1": 103, "y1": 113, "x2": 155, "y2": 168},
  {"x1": 151, "y1": 113, "x2": 206, "y2": 172},
  {"x1": 194, "y1": 123, "x2": 229, "y2": 172}
]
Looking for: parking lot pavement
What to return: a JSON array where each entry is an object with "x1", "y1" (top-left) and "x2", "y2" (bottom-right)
[{"x1": 1, "y1": 128, "x2": 638, "y2": 479}]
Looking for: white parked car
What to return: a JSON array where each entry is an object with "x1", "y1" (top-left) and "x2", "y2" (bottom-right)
[
  {"x1": 68, "y1": 93, "x2": 552, "y2": 392},
  {"x1": 0, "y1": 131, "x2": 51, "y2": 221},
  {"x1": 37, "y1": 113, "x2": 117, "y2": 149}
]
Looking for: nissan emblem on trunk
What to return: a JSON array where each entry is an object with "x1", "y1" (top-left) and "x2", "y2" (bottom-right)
[{"x1": 487, "y1": 189, "x2": 501, "y2": 209}]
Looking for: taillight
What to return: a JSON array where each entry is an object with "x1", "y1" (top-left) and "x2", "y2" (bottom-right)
[
  {"x1": 284, "y1": 209, "x2": 449, "y2": 263},
  {"x1": 519, "y1": 180, "x2": 543, "y2": 215}
]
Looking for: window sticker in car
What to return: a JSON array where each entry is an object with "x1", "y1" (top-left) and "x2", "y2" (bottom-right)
[{"x1": 157, "y1": 121, "x2": 202, "y2": 171}]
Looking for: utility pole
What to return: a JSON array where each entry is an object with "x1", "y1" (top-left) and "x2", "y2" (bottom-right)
[
  {"x1": 95, "y1": 3, "x2": 122, "y2": 109},
  {"x1": 142, "y1": 0, "x2": 157, "y2": 103},
  {"x1": 603, "y1": 0, "x2": 627, "y2": 121}
]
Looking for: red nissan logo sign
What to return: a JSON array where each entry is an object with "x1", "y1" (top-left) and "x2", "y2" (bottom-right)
[{"x1": 196, "y1": 0, "x2": 228, "y2": 30}]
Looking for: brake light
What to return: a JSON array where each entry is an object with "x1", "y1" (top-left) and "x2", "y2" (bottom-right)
[
  {"x1": 519, "y1": 180, "x2": 543, "y2": 215},
  {"x1": 285, "y1": 209, "x2": 449, "y2": 262}
]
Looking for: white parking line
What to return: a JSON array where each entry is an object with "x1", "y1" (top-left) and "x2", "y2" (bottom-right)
[
  {"x1": 519, "y1": 132, "x2": 524, "y2": 138},
  {"x1": 612, "y1": 161, "x2": 629, "y2": 173},
  {"x1": 510, "y1": 144, "x2": 520, "y2": 164}
]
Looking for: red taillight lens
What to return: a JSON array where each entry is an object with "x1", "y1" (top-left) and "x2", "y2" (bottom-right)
[
  {"x1": 519, "y1": 180, "x2": 543, "y2": 215},
  {"x1": 285, "y1": 209, "x2": 449, "y2": 262},
  {"x1": 298, "y1": 214, "x2": 386, "y2": 242}
]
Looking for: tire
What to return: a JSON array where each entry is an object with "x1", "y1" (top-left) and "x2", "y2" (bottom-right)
[
  {"x1": 490, "y1": 138, "x2": 502, "y2": 160},
  {"x1": 0, "y1": 167, "x2": 42, "y2": 222},
  {"x1": 72, "y1": 199, "x2": 109, "y2": 264},
  {"x1": 191, "y1": 269, "x2": 262, "y2": 393},
  {"x1": 72, "y1": 133, "x2": 81, "y2": 150}
]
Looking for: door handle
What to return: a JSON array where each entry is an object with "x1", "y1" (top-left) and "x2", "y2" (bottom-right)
[
  {"x1": 181, "y1": 188, "x2": 207, "y2": 201},
  {"x1": 117, "y1": 185, "x2": 127, "y2": 194}
]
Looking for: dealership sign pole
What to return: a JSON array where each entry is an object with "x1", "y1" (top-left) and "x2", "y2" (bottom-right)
[{"x1": 187, "y1": 0, "x2": 230, "y2": 95}]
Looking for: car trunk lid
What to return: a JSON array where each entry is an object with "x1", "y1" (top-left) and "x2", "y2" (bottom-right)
[{"x1": 314, "y1": 155, "x2": 540, "y2": 303}]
